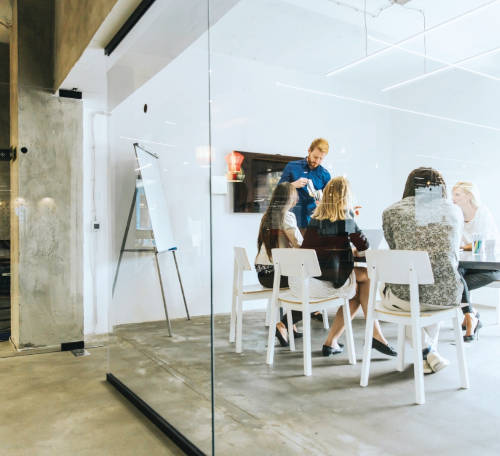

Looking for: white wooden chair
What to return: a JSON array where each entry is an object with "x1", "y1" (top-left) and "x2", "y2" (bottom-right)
[
  {"x1": 230, "y1": 247, "x2": 275, "y2": 353},
  {"x1": 360, "y1": 250, "x2": 469, "y2": 405},
  {"x1": 485, "y1": 281, "x2": 500, "y2": 325},
  {"x1": 266, "y1": 248, "x2": 356, "y2": 376}
]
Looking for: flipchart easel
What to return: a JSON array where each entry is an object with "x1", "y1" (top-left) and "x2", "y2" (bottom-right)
[{"x1": 112, "y1": 143, "x2": 190, "y2": 336}]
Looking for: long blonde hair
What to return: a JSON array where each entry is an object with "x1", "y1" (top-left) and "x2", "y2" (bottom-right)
[
  {"x1": 453, "y1": 181, "x2": 481, "y2": 208},
  {"x1": 312, "y1": 176, "x2": 353, "y2": 222}
]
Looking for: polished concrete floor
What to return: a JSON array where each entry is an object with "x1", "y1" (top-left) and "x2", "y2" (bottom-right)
[
  {"x1": 110, "y1": 306, "x2": 500, "y2": 455},
  {"x1": 0, "y1": 342, "x2": 183, "y2": 456},
  {"x1": 1, "y1": 307, "x2": 499, "y2": 456}
]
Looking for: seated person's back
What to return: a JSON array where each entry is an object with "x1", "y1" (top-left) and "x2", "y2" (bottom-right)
[
  {"x1": 383, "y1": 171, "x2": 463, "y2": 307},
  {"x1": 303, "y1": 217, "x2": 368, "y2": 289}
]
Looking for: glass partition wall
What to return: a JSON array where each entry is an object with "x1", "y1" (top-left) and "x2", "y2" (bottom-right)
[
  {"x1": 209, "y1": 0, "x2": 500, "y2": 454},
  {"x1": 103, "y1": 0, "x2": 500, "y2": 454},
  {"x1": 106, "y1": 2, "x2": 213, "y2": 453}
]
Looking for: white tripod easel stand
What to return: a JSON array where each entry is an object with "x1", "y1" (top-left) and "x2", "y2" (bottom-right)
[{"x1": 111, "y1": 144, "x2": 190, "y2": 336}]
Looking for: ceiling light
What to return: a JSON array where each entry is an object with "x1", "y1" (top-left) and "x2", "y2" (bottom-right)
[
  {"x1": 382, "y1": 47, "x2": 500, "y2": 92},
  {"x1": 325, "y1": 0, "x2": 500, "y2": 77},
  {"x1": 276, "y1": 81, "x2": 500, "y2": 133},
  {"x1": 367, "y1": 36, "x2": 500, "y2": 91}
]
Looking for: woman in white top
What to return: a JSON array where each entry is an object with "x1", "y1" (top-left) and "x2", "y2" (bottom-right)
[
  {"x1": 255, "y1": 182, "x2": 310, "y2": 346},
  {"x1": 452, "y1": 181, "x2": 500, "y2": 341}
]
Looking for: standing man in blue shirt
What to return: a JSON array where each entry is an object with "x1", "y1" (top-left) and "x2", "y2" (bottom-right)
[{"x1": 279, "y1": 138, "x2": 331, "y2": 230}]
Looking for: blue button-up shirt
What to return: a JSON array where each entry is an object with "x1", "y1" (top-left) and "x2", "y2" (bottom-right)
[{"x1": 279, "y1": 158, "x2": 331, "y2": 228}]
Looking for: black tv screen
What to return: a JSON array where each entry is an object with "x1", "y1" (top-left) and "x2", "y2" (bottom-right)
[{"x1": 232, "y1": 151, "x2": 302, "y2": 213}]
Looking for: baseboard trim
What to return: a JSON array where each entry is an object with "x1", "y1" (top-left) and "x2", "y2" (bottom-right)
[
  {"x1": 106, "y1": 373, "x2": 207, "y2": 456},
  {"x1": 61, "y1": 341, "x2": 84, "y2": 351}
]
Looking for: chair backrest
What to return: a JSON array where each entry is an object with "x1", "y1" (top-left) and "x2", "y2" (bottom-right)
[
  {"x1": 365, "y1": 250, "x2": 434, "y2": 285},
  {"x1": 271, "y1": 248, "x2": 321, "y2": 278},
  {"x1": 363, "y1": 229, "x2": 384, "y2": 249},
  {"x1": 234, "y1": 246, "x2": 252, "y2": 271}
]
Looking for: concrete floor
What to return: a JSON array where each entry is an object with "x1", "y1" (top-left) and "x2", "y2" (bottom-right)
[
  {"x1": 111, "y1": 307, "x2": 500, "y2": 455},
  {"x1": 0, "y1": 342, "x2": 183, "y2": 456},
  {"x1": 1, "y1": 308, "x2": 499, "y2": 456}
]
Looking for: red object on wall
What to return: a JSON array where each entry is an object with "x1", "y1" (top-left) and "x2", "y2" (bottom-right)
[{"x1": 225, "y1": 151, "x2": 245, "y2": 181}]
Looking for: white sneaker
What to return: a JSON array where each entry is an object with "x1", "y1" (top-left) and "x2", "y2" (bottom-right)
[
  {"x1": 427, "y1": 351, "x2": 450, "y2": 373},
  {"x1": 423, "y1": 359, "x2": 433, "y2": 375}
]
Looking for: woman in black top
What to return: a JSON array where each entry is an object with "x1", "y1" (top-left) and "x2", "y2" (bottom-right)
[{"x1": 300, "y1": 177, "x2": 396, "y2": 357}]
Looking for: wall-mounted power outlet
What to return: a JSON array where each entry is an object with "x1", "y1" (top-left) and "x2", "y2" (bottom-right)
[{"x1": 92, "y1": 220, "x2": 100, "y2": 231}]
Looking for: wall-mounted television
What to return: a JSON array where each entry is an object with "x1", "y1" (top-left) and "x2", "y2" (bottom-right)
[{"x1": 232, "y1": 151, "x2": 302, "y2": 213}]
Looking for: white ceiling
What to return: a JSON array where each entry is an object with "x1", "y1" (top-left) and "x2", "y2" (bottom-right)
[
  {"x1": 63, "y1": 0, "x2": 500, "y2": 119},
  {"x1": 209, "y1": 0, "x2": 500, "y2": 89}
]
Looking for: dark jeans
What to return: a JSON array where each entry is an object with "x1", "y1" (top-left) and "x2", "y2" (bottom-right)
[
  {"x1": 459, "y1": 267, "x2": 500, "y2": 314},
  {"x1": 257, "y1": 270, "x2": 303, "y2": 328}
]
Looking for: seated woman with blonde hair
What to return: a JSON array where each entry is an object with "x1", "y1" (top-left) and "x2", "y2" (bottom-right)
[
  {"x1": 292, "y1": 176, "x2": 396, "y2": 357},
  {"x1": 452, "y1": 181, "x2": 500, "y2": 341}
]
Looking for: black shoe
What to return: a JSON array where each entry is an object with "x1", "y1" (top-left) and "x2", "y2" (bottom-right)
[
  {"x1": 462, "y1": 312, "x2": 480, "y2": 331},
  {"x1": 311, "y1": 312, "x2": 324, "y2": 323},
  {"x1": 275, "y1": 328, "x2": 289, "y2": 347},
  {"x1": 464, "y1": 318, "x2": 482, "y2": 342},
  {"x1": 293, "y1": 330, "x2": 303, "y2": 339},
  {"x1": 322, "y1": 344, "x2": 343, "y2": 357},
  {"x1": 372, "y1": 338, "x2": 397, "y2": 357}
]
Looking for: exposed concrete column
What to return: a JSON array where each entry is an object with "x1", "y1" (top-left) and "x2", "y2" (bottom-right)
[
  {"x1": 10, "y1": 0, "x2": 83, "y2": 349},
  {"x1": 0, "y1": 43, "x2": 9, "y2": 240}
]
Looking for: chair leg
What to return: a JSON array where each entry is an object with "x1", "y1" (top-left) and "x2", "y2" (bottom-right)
[
  {"x1": 496, "y1": 289, "x2": 500, "y2": 325},
  {"x1": 360, "y1": 310, "x2": 375, "y2": 387},
  {"x1": 322, "y1": 309, "x2": 329, "y2": 330},
  {"x1": 266, "y1": 303, "x2": 278, "y2": 365},
  {"x1": 411, "y1": 323, "x2": 425, "y2": 405},
  {"x1": 396, "y1": 324, "x2": 406, "y2": 372},
  {"x1": 303, "y1": 310, "x2": 312, "y2": 376},
  {"x1": 342, "y1": 299, "x2": 356, "y2": 365},
  {"x1": 236, "y1": 296, "x2": 243, "y2": 353},
  {"x1": 229, "y1": 290, "x2": 237, "y2": 343},
  {"x1": 287, "y1": 308, "x2": 295, "y2": 352},
  {"x1": 453, "y1": 308, "x2": 470, "y2": 389},
  {"x1": 265, "y1": 297, "x2": 272, "y2": 327}
]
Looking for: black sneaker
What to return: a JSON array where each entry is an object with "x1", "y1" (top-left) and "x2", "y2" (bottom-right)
[
  {"x1": 322, "y1": 344, "x2": 343, "y2": 357},
  {"x1": 372, "y1": 338, "x2": 397, "y2": 357}
]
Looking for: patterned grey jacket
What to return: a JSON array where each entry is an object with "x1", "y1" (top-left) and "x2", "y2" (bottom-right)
[{"x1": 382, "y1": 196, "x2": 463, "y2": 307}]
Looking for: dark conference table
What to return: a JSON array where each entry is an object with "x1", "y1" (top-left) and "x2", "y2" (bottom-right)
[
  {"x1": 355, "y1": 251, "x2": 500, "y2": 270},
  {"x1": 459, "y1": 251, "x2": 500, "y2": 270}
]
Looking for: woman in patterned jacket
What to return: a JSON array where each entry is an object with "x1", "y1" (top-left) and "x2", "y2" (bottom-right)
[{"x1": 382, "y1": 167, "x2": 463, "y2": 374}]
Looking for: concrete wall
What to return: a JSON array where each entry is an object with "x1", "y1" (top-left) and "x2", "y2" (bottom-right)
[
  {"x1": 10, "y1": 0, "x2": 83, "y2": 348},
  {"x1": 54, "y1": 0, "x2": 118, "y2": 90},
  {"x1": 0, "y1": 43, "x2": 9, "y2": 240},
  {"x1": 0, "y1": 43, "x2": 9, "y2": 148}
]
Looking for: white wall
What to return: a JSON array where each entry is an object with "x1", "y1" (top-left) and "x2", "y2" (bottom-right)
[
  {"x1": 108, "y1": 43, "x2": 212, "y2": 325},
  {"x1": 389, "y1": 72, "x2": 500, "y2": 220},
  {"x1": 78, "y1": 48, "x2": 114, "y2": 335},
  {"x1": 106, "y1": 29, "x2": 396, "y2": 324}
]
